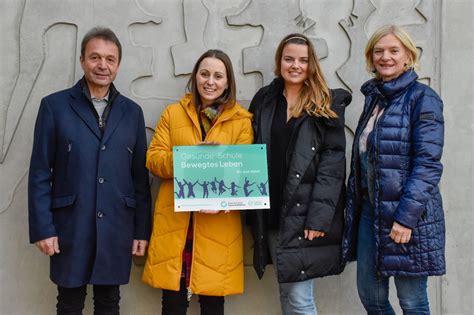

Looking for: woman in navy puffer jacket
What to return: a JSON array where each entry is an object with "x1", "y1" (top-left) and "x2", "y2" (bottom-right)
[{"x1": 342, "y1": 25, "x2": 445, "y2": 314}]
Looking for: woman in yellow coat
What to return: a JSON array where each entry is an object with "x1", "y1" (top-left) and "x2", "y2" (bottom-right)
[{"x1": 142, "y1": 49, "x2": 253, "y2": 314}]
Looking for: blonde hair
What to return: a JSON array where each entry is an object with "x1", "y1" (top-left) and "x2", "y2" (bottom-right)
[
  {"x1": 274, "y1": 33, "x2": 336, "y2": 119},
  {"x1": 365, "y1": 25, "x2": 419, "y2": 79}
]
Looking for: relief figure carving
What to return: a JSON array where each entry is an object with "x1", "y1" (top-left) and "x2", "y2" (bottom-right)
[
  {"x1": 0, "y1": 0, "x2": 161, "y2": 213},
  {"x1": 226, "y1": 0, "x2": 328, "y2": 85}
]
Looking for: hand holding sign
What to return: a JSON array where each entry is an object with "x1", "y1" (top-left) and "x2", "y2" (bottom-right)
[
  {"x1": 198, "y1": 141, "x2": 220, "y2": 146},
  {"x1": 199, "y1": 210, "x2": 231, "y2": 214}
]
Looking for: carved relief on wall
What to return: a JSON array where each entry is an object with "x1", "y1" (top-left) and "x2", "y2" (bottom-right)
[
  {"x1": 0, "y1": 0, "x2": 440, "y2": 215},
  {"x1": 227, "y1": 0, "x2": 328, "y2": 85},
  {"x1": 338, "y1": 0, "x2": 438, "y2": 133},
  {"x1": 0, "y1": 0, "x2": 161, "y2": 213}
]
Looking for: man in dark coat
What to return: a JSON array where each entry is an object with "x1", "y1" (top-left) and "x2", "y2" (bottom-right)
[{"x1": 28, "y1": 26, "x2": 151, "y2": 314}]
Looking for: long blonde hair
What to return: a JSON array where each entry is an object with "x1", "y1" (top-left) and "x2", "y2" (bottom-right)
[{"x1": 274, "y1": 33, "x2": 336, "y2": 119}]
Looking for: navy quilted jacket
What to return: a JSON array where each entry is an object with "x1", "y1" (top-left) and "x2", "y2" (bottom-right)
[{"x1": 342, "y1": 70, "x2": 446, "y2": 277}]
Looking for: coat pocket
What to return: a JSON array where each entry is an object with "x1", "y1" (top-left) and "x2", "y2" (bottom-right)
[
  {"x1": 126, "y1": 146, "x2": 134, "y2": 166},
  {"x1": 51, "y1": 194, "x2": 76, "y2": 209},
  {"x1": 65, "y1": 141, "x2": 72, "y2": 181},
  {"x1": 123, "y1": 196, "x2": 137, "y2": 209}
]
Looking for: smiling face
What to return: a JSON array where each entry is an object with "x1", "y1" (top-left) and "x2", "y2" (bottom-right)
[
  {"x1": 372, "y1": 34, "x2": 411, "y2": 81},
  {"x1": 80, "y1": 38, "x2": 120, "y2": 96},
  {"x1": 280, "y1": 43, "x2": 309, "y2": 88},
  {"x1": 196, "y1": 57, "x2": 229, "y2": 107}
]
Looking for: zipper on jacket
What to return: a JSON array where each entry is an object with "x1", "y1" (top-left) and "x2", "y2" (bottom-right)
[
  {"x1": 187, "y1": 213, "x2": 195, "y2": 301},
  {"x1": 374, "y1": 136, "x2": 383, "y2": 279},
  {"x1": 179, "y1": 213, "x2": 193, "y2": 301},
  {"x1": 351, "y1": 98, "x2": 377, "y2": 259},
  {"x1": 421, "y1": 209, "x2": 428, "y2": 222},
  {"x1": 354, "y1": 99, "x2": 379, "y2": 208},
  {"x1": 202, "y1": 119, "x2": 221, "y2": 142},
  {"x1": 373, "y1": 101, "x2": 387, "y2": 278},
  {"x1": 187, "y1": 287, "x2": 192, "y2": 302},
  {"x1": 376, "y1": 162, "x2": 383, "y2": 275},
  {"x1": 375, "y1": 152, "x2": 383, "y2": 278}
]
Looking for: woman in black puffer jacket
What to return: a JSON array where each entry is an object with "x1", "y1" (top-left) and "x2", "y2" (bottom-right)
[{"x1": 249, "y1": 33, "x2": 351, "y2": 315}]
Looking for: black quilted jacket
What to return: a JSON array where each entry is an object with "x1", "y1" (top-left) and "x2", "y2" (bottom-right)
[{"x1": 248, "y1": 78, "x2": 351, "y2": 283}]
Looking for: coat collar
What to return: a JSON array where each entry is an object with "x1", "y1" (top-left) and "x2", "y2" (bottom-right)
[
  {"x1": 69, "y1": 80, "x2": 101, "y2": 139},
  {"x1": 69, "y1": 79, "x2": 125, "y2": 142},
  {"x1": 260, "y1": 78, "x2": 344, "y2": 132},
  {"x1": 361, "y1": 70, "x2": 418, "y2": 102},
  {"x1": 179, "y1": 94, "x2": 201, "y2": 135},
  {"x1": 102, "y1": 95, "x2": 126, "y2": 144},
  {"x1": 179, "y1": 94, "x2": 252, "y2": 140},
  {"x1": 257, "y1": 78, "x2": 283, "y2": 145}
]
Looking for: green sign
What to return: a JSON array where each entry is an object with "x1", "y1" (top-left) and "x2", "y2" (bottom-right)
[{"x1": 173, "y1": 144, "x2": 270, "y2": 211}]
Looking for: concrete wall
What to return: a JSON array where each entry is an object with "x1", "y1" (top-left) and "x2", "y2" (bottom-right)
[{"x1": 0, "y1": 0, "x2": 472, "y2": 314}]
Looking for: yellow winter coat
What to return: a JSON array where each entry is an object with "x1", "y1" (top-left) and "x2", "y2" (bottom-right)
[{"x1": 142, "y1": 94, "x2": 253, "y2": 296}]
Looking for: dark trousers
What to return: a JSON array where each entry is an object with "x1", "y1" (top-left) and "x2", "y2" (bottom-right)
[
  {"x1": 162, "y1": 278, "x2": 224, "y2": 315},
  {"x1": 56, "y1": 285, "x2": 120, "y2": 315}
]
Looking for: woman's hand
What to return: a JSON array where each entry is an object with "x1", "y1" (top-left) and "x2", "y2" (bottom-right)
[
  {"x1": 390, "y1": 222, "x2": 412, "y2": 244},
  {"x1": 198, "y1": 141, "x2": 220, "y2": 145},
  {"x1": 304, "y1": 229, "x2": 325, "y2": 241},
  {"x1": 199, "y1": 210, "x2": 230, "y2": 214}
]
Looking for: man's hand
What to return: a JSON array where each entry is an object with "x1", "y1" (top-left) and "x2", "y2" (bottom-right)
[
  {"x1": 132, "y1": 240, "x2": 149, "y2": 256},
  {"x1": 304, "y1": 229, "x2": 325, "y2": 241},
  {"x1": 390, "y1": 222, "x2": 412, "y2": 244},
  {"x1": 35, "y1": 236, "x2": 60, "y2": 256}
]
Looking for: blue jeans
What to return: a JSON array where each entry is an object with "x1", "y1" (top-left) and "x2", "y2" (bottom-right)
[
  {"x1": 357, "y1": 199, "x2": 430, "y2": 315},
  {"x1": 268, "y1": 230, "x2": 317, "y2": 315}
]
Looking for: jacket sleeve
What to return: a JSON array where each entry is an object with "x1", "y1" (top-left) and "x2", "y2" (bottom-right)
[
  {"x1": 394, "y1": 89, "x2": 444, "y2": 229},
  {"x1": 28, "y1": 98, "x2": 57, "y2": 243},
  {"x1": 305, "y1": 90, "x2": 350, "y2": 232},
  {"x1": 248, "y1": 89, "x2": 262, "y2": 114},
  {"x1": 146, "y1": 106, "x2": 174, "y2": 179},
  {"x1": 248, "y1": 87, "x2": 265, "y2": 139},
  {"x1": 235, "y1": 117, "x2": 254, "y2": 145},
  {"x1": 132, "y1": 107, "x2": 152, "y2": 240}
]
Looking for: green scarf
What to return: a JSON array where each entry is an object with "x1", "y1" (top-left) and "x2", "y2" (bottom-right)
[{"x1": 199, "y1": 104, "x2": 223, "y2": 135}]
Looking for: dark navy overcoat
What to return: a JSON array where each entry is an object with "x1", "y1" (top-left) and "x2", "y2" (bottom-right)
[{"x1": 28, "y1": 79, "x2": 151, "y2": 287}]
